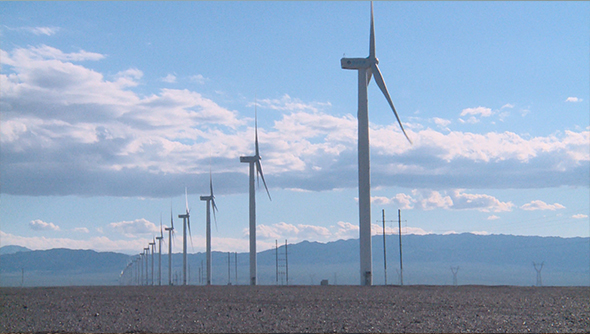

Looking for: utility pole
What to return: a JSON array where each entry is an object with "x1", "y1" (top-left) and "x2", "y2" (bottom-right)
[
  {"x1": 228, "y1": 252, "x2": 231, "y2": 285},
  {"x1": 398, "y1": 209, "x2": 405, "y2": 286},
  {"x1": 285, "y1": 240, "x2": 289, "y2": 286},
  {"x1": 235, "y1": 252, "x2": 238, "y2": 285},
  {"x1": 276, "y1": 240, "x2": 279, "y2": 285},
  {"x1": 377, "y1": 209, "x2": 394, "y2": 285}
]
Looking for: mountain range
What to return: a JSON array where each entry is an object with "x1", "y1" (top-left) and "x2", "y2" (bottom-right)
[{"x1": 1, "y1": 233, "x2": 588, "y2": 287}]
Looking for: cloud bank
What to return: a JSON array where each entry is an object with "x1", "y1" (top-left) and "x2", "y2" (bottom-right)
[{"x1": 1, "y1": 45, "x2": 588, "y2": 198}]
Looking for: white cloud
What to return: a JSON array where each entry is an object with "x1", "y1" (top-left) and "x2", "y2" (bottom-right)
[
  {"x1": 449, "y1": 190, "x2": 515, "y2": 212},
  {"x1": 248, "y1": 220, "x2": 429, "y2": 244},
  {"x1": 254, "y1": 222, "x2": 331, "y2": 242},
  {"x1": 487, "y1": 215, "x2": 500, "y2": 220},
  {"x1": 371, "y1": 193, "x2": 414, "y2": 210},
  {"x1": 256, "y1": 94, "x2": 332, "y2": 113},
  {"x1": 190, "y1": 74, "x2": 207, "y2": 84},
  {"x1": 565, "y1": 97, "x2": 582, "y2": 103},
  {"x1": 109, "y1": 218, "x2": 159, "y2": 237},
  {"x1": 432, "y1": 117, "x2": 451, "y2": 132},
  {"x1": 0, "y1": 230, "x2": 156, "y2": 254},
  {"x1": 73, "y1": 227, "x2": 90, "y2": 233},
  {"x1": 412, "y1": 190, "x2": 453, "y2": 211},
  {"x1": 162, "y1": 74, "x2": 177, "y2": 83},
  {"x1": 572, "y1": 214, "x2": 588, "y2": 219},
  {"x1": 16, "y1": 44, "x2": 105, "y2": 62},
  {"x1": 26, "y1": 27, "x2": 61, "y2": 36},
  {"x1": 382, "y1": 190, "x2": 515, "y2": 213},
  {"x1": 332, "y1": 221, "x2": 359, "y2": 240},
  {"x1": 501, "y1": 104, "x2": 514, "y2": 109},
  {"x1": 520, "y1": 200, "x2": 566, "y2": 211},
  {"x1": 29, "y1": 219, "x2": 60, "y2": 231},
  {"x1": 460, "y1": 106, "x2": 493, "y2": 117}
]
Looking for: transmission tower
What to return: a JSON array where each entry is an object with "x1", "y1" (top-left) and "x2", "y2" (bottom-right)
[
  {"x1": 533, "y1": 261, "x2": 544, "y2": 286},
  {"x1": 450, "y1": 266, "x2": 459, "y2": 286},
  {"x1": 275, "y1": 239, "x2": 288, "y2": 285}
]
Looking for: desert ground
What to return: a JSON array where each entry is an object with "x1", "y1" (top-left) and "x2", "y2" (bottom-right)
[{"x1": 0, "y1": 285, "x2": 588, "y2": 333}]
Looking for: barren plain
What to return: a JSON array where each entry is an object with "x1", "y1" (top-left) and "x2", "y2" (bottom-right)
[{"x1": 1, "y1": 285, "x2": 588, "y2": 333}]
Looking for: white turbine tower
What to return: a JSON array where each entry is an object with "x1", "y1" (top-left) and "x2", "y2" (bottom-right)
[
  {"x1": 341, "y1": 2, "x2": 412, "y2": 286},
  {"x1": 156, "y1": 215, "x2": 164, "y2": 286},
  {"x1": 200, "y1": 168, "x2": 219, "y2": 285},
  {"x1": 164, "y1": 206, "x2": 175, "y2": 285},
  {"x1": 144, "y1": 246, "x2": 149, "y2": 286},
  {"x1": 149, "y1": 237, "x2": 156, "y2": 286},
  {"x1": 240, "y1": 103, "x2": 271, "y2": 286},
  {"x1": 178, "y1": 188, "x2": 192, "y2": 285}
]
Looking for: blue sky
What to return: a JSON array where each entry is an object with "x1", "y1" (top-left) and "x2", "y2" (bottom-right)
[{"x1": 1, "y1": 1, "x2": 588, "y2": 254}]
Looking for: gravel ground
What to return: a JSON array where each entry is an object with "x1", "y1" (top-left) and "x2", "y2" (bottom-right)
[{"x1": 0, "y1": 285, "x2": 588, "y2": 333}]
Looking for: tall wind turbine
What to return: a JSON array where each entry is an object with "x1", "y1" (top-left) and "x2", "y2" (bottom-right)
[
  {"x1": 156, "y1": 215, "x2": 164, "y2": 286},
  {"x1": 178, "y1": 188, "x2": 192, "y2": 285},
  {"x1": 341, "y1": 2, "x2": 412, "y2": 286},
  {"x1": 164, "y1": 206, "x2": 175, "y2": 285},
  {"x1": 200, "y1": 168, "x2": 219, "y2": 285},
  {"x1": 240, "y1": 102, "x2": 271, "y2": 286}
]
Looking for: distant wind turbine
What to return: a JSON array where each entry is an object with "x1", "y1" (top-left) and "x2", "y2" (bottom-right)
[
  {"x1": 165, "y1": 205, "x2": 175, "y2": 285},
  {"x1": 144, "y1": 246, "x2": 150, "y2": 286},
  {"x1": 341, "y1": 2, "x2": 412, "y2": 286},
  {"x1": 240, "y1": 101, "x2": 271, "y2": 286},
  {"x1": 200, "y1": 168, "x2": 219, "y2": 285},
  {"x1": 156, "y1": 215, "x2": 164, "y2": 286},
  {"x1": 178, "y1": 188, "x2": 192, "y2": 285},
  {"x1": 149, "y1": 237, "x2": 156, "y2": 286}
]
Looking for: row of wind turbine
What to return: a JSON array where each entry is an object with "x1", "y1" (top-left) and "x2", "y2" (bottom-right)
[{"x1": 124, "y1": 2, "x2": 405, "y2": 287}]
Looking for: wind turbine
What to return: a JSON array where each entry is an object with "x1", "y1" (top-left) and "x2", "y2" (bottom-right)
[
  {"x1": 149, "y1": 237, "x2": 156, "y2": 286},
  {"x1": 200, "y1": 168, "x2": 219, "y2": 285},
  {"x1": 156, "y1": 216, "x2": 164, "y2": 286},
  {"x1": 164, "y1": 206, "x2": 175, "y2": 285},
  {"x1": 341, "y1": 2, "x2": 412, "y2": 286},
  {"x1": 240, "y1": 101, "x2": 271, "y2": 286},
  {"x1": 178, "y1": 188, "x2": 192, "y2": 285},
  {"x1": 144, "y1": 246, "x2": 150, "y2": 286}
]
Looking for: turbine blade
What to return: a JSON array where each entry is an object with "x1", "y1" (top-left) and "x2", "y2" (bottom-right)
[
  {"x1": 367, "y1": 67, "x2": 373, "y2": 86},
  {"x1": 212, "y1": 199, "x2": 218, "y2": 232},
  {"x1": 170, "y1": 205, "x2": 174, "y2": 230},
  {"x1": 369, "y1": 1, "x2": 375, "y2": 59},
  {"x1": 185, "y1": 187, "x2": 189, "y2": 214},
  {"x1": 255, "y1": 104, "x2": 260, "y2": 158},
  {"x1": 256, "y1": 160, "x2": 272, "y2": 201},
  {"x1": 209, "y1": 171, "x2": 214, "y2": 198},
  {"x1": 188, "y1": 216, "x2": 194, "y2": 251},
  {"x1": 160, "y1": 213, "x2": 163, "y2": 238},
  {"x1": 371, "y1": 63, "x2": 412, "y2": 144}
]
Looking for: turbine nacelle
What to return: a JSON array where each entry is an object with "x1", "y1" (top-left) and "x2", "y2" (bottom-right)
[
  {"x1": 341, "y1": 57, "x2": 377, "y2": 70},
  {"x1": 240, "y1": 155, "x2": 258, "y2": 163},
  {"x1": 200, "y1": 195, "x2": 214, "y2": 201}
]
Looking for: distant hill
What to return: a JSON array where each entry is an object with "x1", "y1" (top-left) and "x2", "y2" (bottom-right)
[
  {"x1": 257, "y1": 234, "x2": 589, "y2": 286},
  {"x1": 1, "y1": 234, "x2": 588, "y2": 287},
  {"x1": 0, "y1": 245, "x2": 31, "y2": 255}
]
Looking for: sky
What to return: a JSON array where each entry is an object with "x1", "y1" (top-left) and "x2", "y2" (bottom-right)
[{"x1": 1, "y1": 1, "x2": 589, "y2": 255}]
